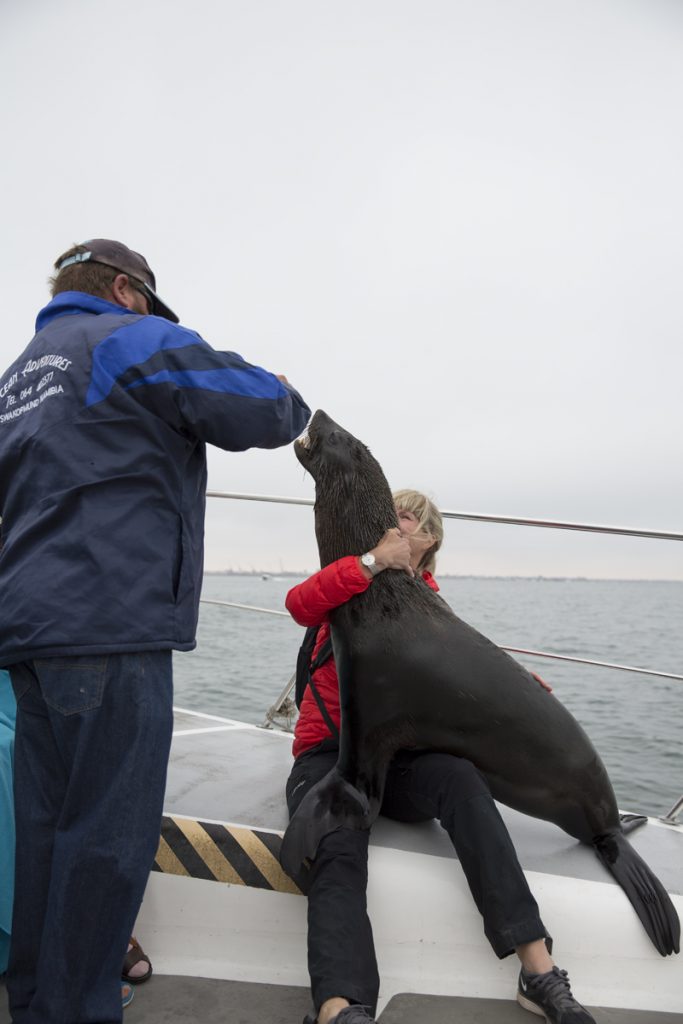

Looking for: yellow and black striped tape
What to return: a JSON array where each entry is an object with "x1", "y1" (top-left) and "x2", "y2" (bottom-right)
[{"x1": 153, "y1": 815, "x2": 305, "y2": 896}]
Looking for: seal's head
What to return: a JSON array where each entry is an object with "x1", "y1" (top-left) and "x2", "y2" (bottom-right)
[{"x1": 296, "y1": 410, "x2": 397, "y2": 567}]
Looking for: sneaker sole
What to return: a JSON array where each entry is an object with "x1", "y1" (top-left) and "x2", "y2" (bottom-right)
[{"x1": 516, "y1": 992, "x2": 547, "y2": 1018}]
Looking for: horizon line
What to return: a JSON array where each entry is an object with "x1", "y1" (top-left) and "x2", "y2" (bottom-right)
[{"x1": 203, "y1": 569, "x2": 683, "y2": 583}]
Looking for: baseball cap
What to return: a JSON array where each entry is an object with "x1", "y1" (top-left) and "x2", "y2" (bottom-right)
[{"x1": 56, "y1": 238, "x2": 179, "y2": 323}]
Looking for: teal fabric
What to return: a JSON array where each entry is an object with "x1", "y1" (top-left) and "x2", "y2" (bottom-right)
[{"x1": 0, "y1": 668, "x2": 16, "y2": 973}]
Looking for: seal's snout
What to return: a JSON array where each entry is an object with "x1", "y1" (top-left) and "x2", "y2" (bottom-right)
[
  {"x1": 297, "y1": 425, "x2": 312, "y2": 450},
  {"x1": 307, "y1": 409, "x2": 336, "y2": 435},
  {"x1": 294, "y1": 410, "x2": 340, "y2": 464},
  {"x1": 306, "y1": 410, "x2": 353, "y2": 451},
  {"x1": 294, "y1": 415, "x2": 320, "y2": 471}
]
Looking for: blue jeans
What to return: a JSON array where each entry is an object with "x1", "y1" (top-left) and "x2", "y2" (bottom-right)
[
  {"x1": 8, "y1": 652, "x2": 174, "y2": 1024},
  {"x1": 0, "y1": 669, "x2": 16, "y2": 974}
]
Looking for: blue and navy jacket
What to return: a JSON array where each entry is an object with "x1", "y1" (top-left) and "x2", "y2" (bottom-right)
[{"x1": 0, "y1": 292, "x2": 311, "y2": 667}]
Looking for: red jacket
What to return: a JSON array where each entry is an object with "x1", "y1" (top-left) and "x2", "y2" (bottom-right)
[{"x1": 286, "y1": 557, "x2": 439, "y2": 758}]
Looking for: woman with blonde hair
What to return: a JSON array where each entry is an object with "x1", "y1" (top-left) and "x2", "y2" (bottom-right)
[
  {"x1": 285, "y1": 490, "x2": 594, "y2": 1024},
  {"x1": 391, "y1": 488, "x2": 443, "y2": 574}
]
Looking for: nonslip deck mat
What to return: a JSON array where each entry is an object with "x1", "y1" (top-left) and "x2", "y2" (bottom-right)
[
  {"x1": 3, "y1": 979, "x2": 680, "y2": 1024},
  {"x1": 380, "y1": 992, "x2": 683, "y2": 1023}
]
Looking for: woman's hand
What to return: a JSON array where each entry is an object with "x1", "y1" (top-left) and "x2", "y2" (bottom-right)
[
  {"x1": 361, "y1": 529, "x2": 414, "y2": 578},
  {"x1": 531, "y1": 671, "x2": 553, "y2": 694}
]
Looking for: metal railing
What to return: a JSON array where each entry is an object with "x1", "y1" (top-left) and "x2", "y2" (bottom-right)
[
  {"x1": 199, "y1": 597, "x2": 683, "y2": 685},
  {"x1": 206, "y1": 491, "x2": 683, "y2": 543},
  {"x1": 201, "y1": 491, "x2": 683, "y2": 823},
  {"x1": 663, "y1": 795, "x2": 683, "y2": 824}
]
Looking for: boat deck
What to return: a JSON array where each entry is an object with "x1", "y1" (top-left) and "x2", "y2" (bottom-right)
[
  {"x1": 2, "y1": 708, "x2": 681, "y2": 1023},
  {"x1": 165, "y1": 709, "x2": 683, "y2": 895},
  {"x1": 3, "y1": 976, "x2": 682, "y2": 1023}
]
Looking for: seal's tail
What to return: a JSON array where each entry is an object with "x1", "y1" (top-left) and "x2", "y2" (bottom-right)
[
  {"x1": 279, "y1": 766, "x2": 371, "y2": 879},
  {"x1": 593, "y1": 830, "x2": 680, "y2": 956}
]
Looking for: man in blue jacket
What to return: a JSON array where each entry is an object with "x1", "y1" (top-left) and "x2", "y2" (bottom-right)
[{"x1": 0, "y1": 239, "x2": 311, "y2": 1023}]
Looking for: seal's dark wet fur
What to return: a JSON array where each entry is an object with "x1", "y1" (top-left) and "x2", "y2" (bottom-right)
[{"x1": 281, "y1": 410, "x2": 680, "y2": 957}]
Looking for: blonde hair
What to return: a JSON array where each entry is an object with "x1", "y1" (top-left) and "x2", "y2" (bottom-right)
[{"x1": 392, "y1": 489, "x2": 443, "y2": 575}]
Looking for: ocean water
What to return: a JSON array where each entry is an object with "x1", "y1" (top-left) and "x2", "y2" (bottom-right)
[{"x1": 173, "y1": 574, "x2": 683, "y2": 818}]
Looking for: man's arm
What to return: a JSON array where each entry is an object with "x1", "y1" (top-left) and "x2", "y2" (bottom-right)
[{"x1": 86, "y1": 317, "x2": 310, "y2": 450}]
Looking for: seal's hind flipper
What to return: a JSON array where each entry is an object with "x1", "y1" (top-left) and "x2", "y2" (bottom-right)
[
  {"x1": 280, "y1": 766, "x2": 371, "y2": 878},
  {"x1": 594, "y1": 831, "x2": 681, "y2": 956}
]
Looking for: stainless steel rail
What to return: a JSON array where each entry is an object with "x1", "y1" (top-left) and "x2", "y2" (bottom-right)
[
  {"x1": 199, "y1": 598, "x2": 683, "y2": 683},
  {"x1": 202, "y1": 491, "x2": 683, "y2": 822},
  {"x1": 199, "y1": 599, "x2": 683, "y2": 821},
  {"x1": 206, "y1": 491, "x2": 683, "y2": 542},
  {"x1": 661, "y1": 795, "x2": 683, "y2": 825},
  {"x1": 499, "y1": 647, "x2": 683, "y2": 682},
  {"x1": 200, "y1": 598, "x2": 289, "y2": 617}
]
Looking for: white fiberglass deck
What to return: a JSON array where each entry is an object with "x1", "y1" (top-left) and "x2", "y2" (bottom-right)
[
  {"x1": 135, "y1": 708, "x2": 683, "y2": 1021},
  {"x1": 2, "y1": 708, "x2": 681, "y2": 1023}
]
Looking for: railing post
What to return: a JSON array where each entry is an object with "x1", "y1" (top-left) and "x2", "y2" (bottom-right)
[{"x1": 660, "y1": 795, "x2": 683, "y2": 825}]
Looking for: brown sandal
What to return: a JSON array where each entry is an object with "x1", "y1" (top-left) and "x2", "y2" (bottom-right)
[{"x1": 122, "y1": 936, "x2": 153, "y2": 985}]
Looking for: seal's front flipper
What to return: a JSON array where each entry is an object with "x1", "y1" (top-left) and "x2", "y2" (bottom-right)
[
  {"x1": 280, "y1": 766, "x2": 370, "y2": 878},
  {"x1": 594, "y1": 831, "x2": 681, "y2": 956},
  {"x1": 619, "y1": 812, "x2": 648, "y2": 834}
]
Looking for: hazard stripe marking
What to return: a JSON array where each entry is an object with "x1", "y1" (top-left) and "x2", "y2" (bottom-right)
[
  {"x1": 153, "y1": 815, "x2": 304, "y2": 896},
  {"x1": 228, "y1": 825, "x2": 300, "y2": 895},
  {"x1": 155, "y1": 834, "x2": 190, "y2": 877},
  {"x1": 154, "y1": 817, "x2": 217, "y2": 882},
  {"x1": 255, "y1": 828, "x2": 288, "y2": 864},
  {"x1": 174, "y1": 817, "x2": 245, "y2": 885},
  {"x1": 199, "y1": 820, "x2": 267, "y2": 888}
]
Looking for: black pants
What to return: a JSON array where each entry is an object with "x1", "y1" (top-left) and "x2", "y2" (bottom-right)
[{"x1": 286, "y1": 745, "x2": 548, "y2": 1015}]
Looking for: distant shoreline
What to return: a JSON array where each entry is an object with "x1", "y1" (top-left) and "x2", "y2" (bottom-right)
[{"x1": 204, "y1": 570, "x2": 683, "y2": 583}]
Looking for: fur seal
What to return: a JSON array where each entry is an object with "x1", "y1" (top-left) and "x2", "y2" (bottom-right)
[{"x1": 280, "y1": 409, "x2": 680, "y2": 958}]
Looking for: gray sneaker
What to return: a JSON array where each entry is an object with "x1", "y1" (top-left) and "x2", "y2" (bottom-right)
[{"x1": 517, "y1": 967, "x2": 596, "y2": 1023}]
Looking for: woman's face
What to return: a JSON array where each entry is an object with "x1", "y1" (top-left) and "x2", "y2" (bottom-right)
[{"x1": 396, "y1": 507, "x2": 434, "y2": 571}]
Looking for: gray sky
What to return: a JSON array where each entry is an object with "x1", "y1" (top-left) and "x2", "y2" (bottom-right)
[{"x1": 2, "y1": 0, "x2": 682, "y2": 577}]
